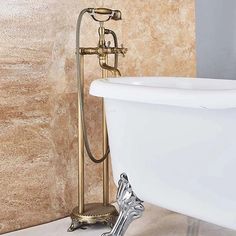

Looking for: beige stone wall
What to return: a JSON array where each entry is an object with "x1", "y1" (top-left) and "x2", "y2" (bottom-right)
[{"x1": 0, "y1": 0, "x2": 195, "y2": 233}]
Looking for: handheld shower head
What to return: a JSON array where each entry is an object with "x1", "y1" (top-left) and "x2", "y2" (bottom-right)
[{"x1": 87, "y1": 8, "x2": 122, "y2": 22}]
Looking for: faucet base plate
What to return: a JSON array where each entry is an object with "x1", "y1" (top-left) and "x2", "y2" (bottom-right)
[{"x1": 68, "y1": 203, "x2": 118, "y2": 232}]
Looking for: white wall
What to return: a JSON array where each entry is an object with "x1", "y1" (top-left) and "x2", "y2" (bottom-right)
[{"x1": 196, "y1": 0, "x2": 236, "y2": 79}]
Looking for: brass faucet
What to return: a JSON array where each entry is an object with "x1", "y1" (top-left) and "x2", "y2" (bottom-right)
[{"x1": 68, "y1": 8, "x2": 128, "y2": 232}]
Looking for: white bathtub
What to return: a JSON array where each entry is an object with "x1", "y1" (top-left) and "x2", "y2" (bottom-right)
[{"x1": 90, "y1": 77, "x2": 236, "y2": 231}]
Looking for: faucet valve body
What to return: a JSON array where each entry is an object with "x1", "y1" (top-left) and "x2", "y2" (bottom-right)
[
  {"x1": 78, "y1": 46, "x2": 127, "y2": 56},
  {"x1": 78, "y1": 17, "x2": 127, "y2": 75}
]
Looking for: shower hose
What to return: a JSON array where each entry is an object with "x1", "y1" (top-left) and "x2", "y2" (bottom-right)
[{"x1": 76, "y1": 9, "x2": 115, "y2": 163}]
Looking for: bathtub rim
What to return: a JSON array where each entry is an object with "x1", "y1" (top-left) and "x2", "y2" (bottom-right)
[{"x1": 90, "y1": 76, "x2": 236, "y2": 109}]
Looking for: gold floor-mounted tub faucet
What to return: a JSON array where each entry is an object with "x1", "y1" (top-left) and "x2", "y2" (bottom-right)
[{"x1": 68, "y1": 8, "x2": 127, "y2": 232}]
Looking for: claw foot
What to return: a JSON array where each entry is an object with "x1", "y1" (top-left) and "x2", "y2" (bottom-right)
[
  {"x1": 67, "y1": 219, "x2": 84, "y2": 232},
  {"x1": 101, "y1": 173, "x2": 144, "y2": 236}
]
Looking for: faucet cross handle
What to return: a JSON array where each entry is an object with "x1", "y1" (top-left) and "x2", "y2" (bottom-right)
[{"x1": 120, "y1": 44, "x2": 127, "y2": 57}]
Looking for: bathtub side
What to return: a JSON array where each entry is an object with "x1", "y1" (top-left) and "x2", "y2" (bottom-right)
[{"x1": 105, "y1": 98, "x2": 236, "y2": 231}]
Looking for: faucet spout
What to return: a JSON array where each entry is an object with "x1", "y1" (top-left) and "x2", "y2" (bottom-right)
[{"x1": 99, "y1": 59, "x2": 121, "y2": 77}]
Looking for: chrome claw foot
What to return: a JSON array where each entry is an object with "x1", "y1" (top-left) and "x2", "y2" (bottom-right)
[
  {"x1": 104, "y1": 218, "x2": 116, "y2": 229},
  {"x1": 67, "y1": 219, "x2": 84, "y2": 232},
  {"x1": 102, "y1": 173, "x2": 144, "y2": 236}
]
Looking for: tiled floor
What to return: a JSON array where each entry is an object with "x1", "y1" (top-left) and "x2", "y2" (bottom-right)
[{"x1": 4, "y1": 203, "x2": 236, "y2": 236}]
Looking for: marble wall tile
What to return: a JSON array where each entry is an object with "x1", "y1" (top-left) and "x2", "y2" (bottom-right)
[
  {"x1": 0, "y1": 1, "x2": 79, "y2": 233},
  {"x1": 120, "y1": 0, "x2": 196, "y2": 77},
  {"x1": 0, "y1": 0, "x2": 196, "y2": 233}
]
